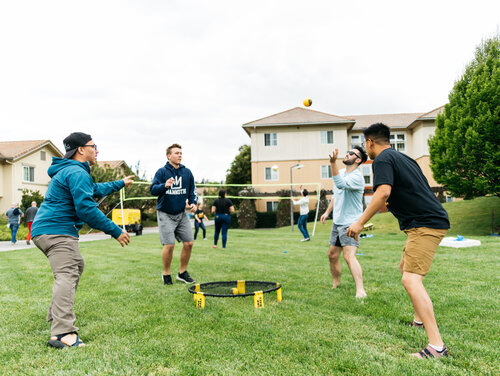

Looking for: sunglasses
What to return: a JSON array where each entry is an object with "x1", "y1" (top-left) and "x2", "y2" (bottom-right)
[{"x1": 347, "y1": 151, "x2": 361, "y2": 159}]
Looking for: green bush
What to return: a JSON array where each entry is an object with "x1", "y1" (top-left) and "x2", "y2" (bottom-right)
[
  {"x1": 275, "y1": 190, "x2": 291, "y2": 227},
  {"x1": 237, "y1": 199, "x2": 257, "y2": 229}
]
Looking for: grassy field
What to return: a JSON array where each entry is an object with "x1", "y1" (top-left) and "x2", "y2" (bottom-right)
[{"x1": 1, "y1": 200, "x2": 499, "y2": 375}]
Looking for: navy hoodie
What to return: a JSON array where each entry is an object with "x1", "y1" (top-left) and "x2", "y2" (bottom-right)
[
  {"x1": 150, "y1": 162, "x2": 197, "y2": 214},
  {"x1": 31, "y1": 157, "x2": 125, "y2": 239}
]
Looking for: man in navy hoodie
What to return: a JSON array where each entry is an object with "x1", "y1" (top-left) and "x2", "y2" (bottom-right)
[
  {"x1": 31, "y1": 132, "x2": 134, "y2": 348},
  {"x1": 150, "y1": 143, "x2": 197, "y2": 285}
]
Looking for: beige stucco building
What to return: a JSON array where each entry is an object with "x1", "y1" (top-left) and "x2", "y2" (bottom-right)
[
  {"x1": 0, "y1": 140, "x2": 63, "y2": 214},
  {"x1": 242, "y1": 106, "x2": 445, "y2": 212}
]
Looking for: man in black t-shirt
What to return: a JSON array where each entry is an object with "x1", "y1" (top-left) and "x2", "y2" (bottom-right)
[{"x1": 346, "y1": 123, "x2": 450, "y2": 359}]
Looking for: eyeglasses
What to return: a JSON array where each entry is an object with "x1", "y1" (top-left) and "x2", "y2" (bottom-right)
[
  {"x1": 347, "y1": 151, "x2": 361, "y2": 159},
  {"x1": 362, "y1": 139, "x2": 372, "y2": 147},
  {"x1": 81, "y1": 144, "x2": 97, "y2": 150}
]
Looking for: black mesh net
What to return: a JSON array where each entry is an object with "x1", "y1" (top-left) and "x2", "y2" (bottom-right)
[{"x1": 188, "y1": 280, "x2": 281, "y2": 297}]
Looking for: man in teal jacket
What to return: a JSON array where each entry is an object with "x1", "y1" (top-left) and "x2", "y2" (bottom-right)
[{"x1": 32, "y1": 132, "x2": 134, "y2": 348}]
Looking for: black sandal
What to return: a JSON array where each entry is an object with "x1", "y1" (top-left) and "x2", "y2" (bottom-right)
[
  {"x1": 409, "y1": 320, "x2": 424, "y2": 328},
  {"x1": 48, "y1": 332, "x2": 85, "y2": 348}
]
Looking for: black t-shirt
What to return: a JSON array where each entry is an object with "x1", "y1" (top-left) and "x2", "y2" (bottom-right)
[
  {"x1": 195, "y1": 209, "x2": 205, "y2": 220},
  {"x1": 212, "y1": 198, "x2": 233, "y2": 215},
  {"x1": 372, "y1": 148, "x2": 450, "y2": 230}
]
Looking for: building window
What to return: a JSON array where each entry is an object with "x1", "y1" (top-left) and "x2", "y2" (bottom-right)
[
  {"x1": 266, "y1": 201, "x2": 279, "y2": 212},
  {"x1": 390, "y1": 133, "x2": 406, "y2": 152},
  {"x1": 264, "y1": 133, "x2": 277, "y2": 146},
  {"x1": 40, "y1": 151, "x2": 46, "y2": 161},
  {"x1": 362, "y1": 165, "x2": 372, "y2": 186},
  {"x1": 321, "y1": 165, "x2": 332, "y2": 179},
  {"x1": 320, "y1": 130, "x2": 334, "y2": 144},
  {"x1": 23, "y1": 166, "x2": 35, "y2": 182},
  {"x1": 351, "y1": 134, "x2": 365, "y2": 148},
  {"x1": 265, "y1": 167, "x2": 279, "y2": 180}
]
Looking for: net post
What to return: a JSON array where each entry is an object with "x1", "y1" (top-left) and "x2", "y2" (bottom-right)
[
  {"x1": 254, "y1": 291, "x2": 264, "y2": 308},
  {"x1": 119, "y1": 188, "x2": 125, "y2": 230},
  {"x1": 312, "y1": 182, "x2": 321, "y2": 237},
  {"x1": 193, "y1": 284, "x2": 201, "y2": 300},
  {"x1": 194, "y1": 292, "x2": 205, "y2": 308},
  {"x1": 237, "y1": 280, "x2": 245, "y2": 294},
  {"x1": 276, "y1": 283, "x2": 282, "y2": 302}
]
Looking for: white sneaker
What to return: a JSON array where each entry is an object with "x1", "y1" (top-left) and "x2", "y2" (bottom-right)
[{"x1": 301, "y1": 238, "x2": 310, "y2": 242}]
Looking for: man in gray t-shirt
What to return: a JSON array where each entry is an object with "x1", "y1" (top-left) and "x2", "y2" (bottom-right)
[
  {"x1": 25, "y1": 201, "x2": 39, "y2": 245},
  {"x1": 5, "y1": 203, "x2": 23, "y2": 244}
]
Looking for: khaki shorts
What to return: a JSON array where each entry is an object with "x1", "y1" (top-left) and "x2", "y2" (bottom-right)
[{"x1": 401, "y1": 227, "x2": 447, "y2": 276}]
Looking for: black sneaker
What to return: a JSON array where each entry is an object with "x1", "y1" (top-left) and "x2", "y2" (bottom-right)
[
  {"x1": 162, "y1": 274, "x2": 172, "y2": 285},
  {"x1": 177, "y1": 270, "x2": 195, "y2": 284}
]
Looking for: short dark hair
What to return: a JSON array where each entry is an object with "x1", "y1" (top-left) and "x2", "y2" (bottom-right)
[
  {"x1": 166, "y1": 143, "x2": 182, "y2": 156},
  {"x1": 219, "y1": 189, "x2": 226, "y2": 199},
  {"x1": 363, "y1": 123, "x2": 390, "y2": 144},
  {"x1": 302, "y1": 188, "x2": 308, "y2": 196},
  {"x1": 353, "y1": 145, "x2": 368, "y2": 164}
]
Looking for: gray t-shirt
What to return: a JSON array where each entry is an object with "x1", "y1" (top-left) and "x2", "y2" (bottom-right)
[
  {"x1": 25, "y1": 206, "x2": 39, "y2": 222},
  {"x1": 6, "y1": 208, "x2": 23, "y2": 224}
]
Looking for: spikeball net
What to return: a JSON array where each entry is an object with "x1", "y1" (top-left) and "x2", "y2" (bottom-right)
[{"x1": 188, "y1": 280, "x2": 283, "y2": 309}]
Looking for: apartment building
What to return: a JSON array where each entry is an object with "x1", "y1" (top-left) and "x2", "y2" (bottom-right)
[
  {"x1": 0, "y1": 140, "x2": 63, "y2": 213},
  {"x1": 242, "y1": 106, "x2": 444, "y2": 212}
]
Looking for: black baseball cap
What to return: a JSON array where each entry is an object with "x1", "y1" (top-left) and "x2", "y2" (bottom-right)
[{"x1": 63, "y1": 132, "x2": 92, "y2": 159}]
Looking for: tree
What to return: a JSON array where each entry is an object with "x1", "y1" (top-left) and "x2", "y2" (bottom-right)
[
  {"x1": 225, "y1": 145, "x2": 251, "y2": 208},
  {"x1": 429, "y1": 34, "x2": 500, "y2": 199},
  {"x1": 90, "y1": 162, "x2": 155, "y2": 219}
]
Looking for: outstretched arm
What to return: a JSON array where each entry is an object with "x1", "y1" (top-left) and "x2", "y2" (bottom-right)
[{"x1": 346, "y1": 184, "x2": 392, "y2": 240}]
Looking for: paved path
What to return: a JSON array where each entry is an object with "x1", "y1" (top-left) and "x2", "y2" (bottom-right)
[{"x1": 0, "y1": 221, "x2": 214, "y2": 253}]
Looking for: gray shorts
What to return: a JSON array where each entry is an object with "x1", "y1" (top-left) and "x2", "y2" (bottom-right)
[
  {"x1": 157, "y1": 211, "x2": 194, "y2": 245},
  {"x1": 329, "y1": 223, "x2": 359, "y2": 248}
]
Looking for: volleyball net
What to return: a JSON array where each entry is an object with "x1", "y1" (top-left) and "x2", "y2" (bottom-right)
[{"x1": 119, "y1": 181, "x2": 322, "y2": 236}]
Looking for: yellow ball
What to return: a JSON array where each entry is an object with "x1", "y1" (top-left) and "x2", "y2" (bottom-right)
[{"x1": 303, "y1": 98, "x2": 312, "y2": 107}]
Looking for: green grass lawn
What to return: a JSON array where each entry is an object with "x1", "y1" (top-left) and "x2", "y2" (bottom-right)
[{"x1": 1, "y1": 211, "x2": 499, "y2": 375}]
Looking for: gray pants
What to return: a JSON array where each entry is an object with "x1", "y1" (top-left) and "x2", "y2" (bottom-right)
[{"x1": 33, "y1": 235, "x2": 84, "y2": 336}]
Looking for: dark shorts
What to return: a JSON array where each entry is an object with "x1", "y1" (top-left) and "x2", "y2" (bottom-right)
[
  {"x1": 329, "y1": 224, "x2": 359, "y2": 248},
  {"x1": 157, "y1": 211, "x2": 194, "y2": 245}
]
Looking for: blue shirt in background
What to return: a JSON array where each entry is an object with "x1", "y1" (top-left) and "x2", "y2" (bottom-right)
[
  {"x1": 332, "y1": 168, "x2": 365, "y2": 226},
  {"x1": 6, "y1": 208, "x2": 23, "y2": 224}
]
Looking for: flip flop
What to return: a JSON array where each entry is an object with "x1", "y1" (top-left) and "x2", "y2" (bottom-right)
[{"x1": 48, "y1": 332, "x2": 86, "y2": 348}]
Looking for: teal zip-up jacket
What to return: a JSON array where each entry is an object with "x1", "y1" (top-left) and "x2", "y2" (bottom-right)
[{"x1": 31, "y1": 157, "x2": 124, "y2": 239}]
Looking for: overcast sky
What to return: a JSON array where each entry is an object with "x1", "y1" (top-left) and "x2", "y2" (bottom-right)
[{"x1": 1, "y1": 1, "x2": 499, "y2": 181}]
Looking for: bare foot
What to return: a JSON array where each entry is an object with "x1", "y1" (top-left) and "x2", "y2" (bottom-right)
[
  {"x1": 356, "y1": 291, "x2": 367, "y2": 299},
  {"x1": 332, "y1": 281, "x2": 340, "y2": 289},
  {"x1": 212, "y1": 245, "x2": 217, "y2": 249}
]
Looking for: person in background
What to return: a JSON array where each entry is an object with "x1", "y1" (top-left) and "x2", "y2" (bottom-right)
[
  {"x1": 25, "y1": 201, "x2": 39, "y2": 245},
  {"x1": 193, "y1": 202, "x2": 207, "y2": 240},
  {"x1": 5, "y1": 203, "x2": 23, "y2": 245},
  {"x1": 293, "y1": 188, "x2": 310, "y2": 242},
  {"x1": 211, "y1": 190, "x2": 234, "y2": 249}
]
